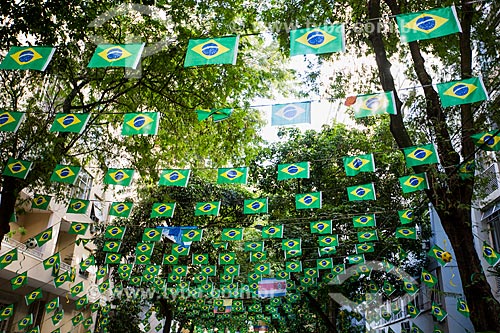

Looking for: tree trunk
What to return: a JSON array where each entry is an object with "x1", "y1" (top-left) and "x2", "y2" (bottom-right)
[
  {"x1": 367, "y1": 0, "x2": 500, "y2": 331},
  {"x1": 160, "y1": 300, "x2": 173, "y2": 333}
]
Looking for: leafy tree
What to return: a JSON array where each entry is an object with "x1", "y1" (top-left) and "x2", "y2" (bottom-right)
[{"x1": 259, "y1": 0, "x2": 500, "y2": 330}]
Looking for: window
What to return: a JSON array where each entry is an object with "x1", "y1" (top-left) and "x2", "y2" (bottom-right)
[
  {"x1": 69, "y1": 169, "x2": 93, "y2": 200},
  {"x1": 484, "y1": 206, "x2": 500, "y2": 251}
]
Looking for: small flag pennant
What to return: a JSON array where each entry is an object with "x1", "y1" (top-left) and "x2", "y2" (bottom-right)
[
  {"x1": 398, "y1": 209, "x2": 414, "y2": 224},
  {"x1": 396, "y1": 227, "x2": 417, "y2": 239},
  {"x1": 347, "y1": 254, "x2": 365, "y2": 265},
  {"x1": 219, "y1": 252, "x2": 236, "y2": 265},
  {"x1": 456, "y1": 298, "x2": 470, "y2": 317},
  {"x1": 295, "y1": 192, "x2": 322, "y2": 209},
  {"x1": 403, "y1": 144, "x2": 439, "y2": 167},
  {"x1": 400, "y1": 173, "x2": 429, "y2": 193},
  {"x1": 0, "y1": 248, "x2": 18, "y2": 270},
  {"x1": 103, "y1": 240, "x2": 121, "y2": 252},
  {"x1": 109, "y1": 201, "x2": 133, "y2": 217},
  {"x1": 217, "y1": 167, "x2": 248, "y2": 184},
  {"x1": 10, "y1": 271, "x2": 28, "y2": 290},
  {"x1": 318, "y1": 235, "x2": 338, "y2": 247},
  {"x1": 66, "y1": 198, "x2": 89, "y2": 214},
  {"x1": 221, "y1": 228, "x2": 243, "y2": 241},
  {"x1": 50, "y1": 113, "x2": 90, "y2": 133},
  {"x1": 196, "y1": 108, "x2": 233, "y2": 122},
  {"x1": 104, "y1": 168, "x2": 134, "y2": 186},
  {"x1": 244, "y1": 241, "x2": 264, "y2": 252},
  {"x1": 290, "y1": 24, "x2": 345, "y2": 56},
  {"x1": 50, "y1": 164, "x2": 80, "y2": 184},
  {"x1": 271, "y1": 102, "x2": 311, "y2": 126},
  {"x1": 75, "y1": 295, "x2": 88, "y2": 310},
  {"x1": 3, "y1": 158, "x2": 32, "y2": 179},
  {"x1": 45, "y1": 297, "x2": 59, "y2": 313},
  {"x1": 0, "y1": 304, "x2": 14, "y2": 320},
  {"x1": 350, "y1": 91, "x2": 396, "y2": 118},
  {"x1": 357, "y1": 230, "x2": 378, "y2": 242},
  {"x1": 142, "y1": 228, "x2": 162, "y2": 242},
  {"x1": 282, "y1": 239, "x2": 301, "y2": 251},
  {"x1": 69, "y1": 222, "x2": 89, "y2": 235},
  {"x1": 34, "y1": 227, "x2": 53, "y2": 246},
  {"x1": 459, "y1": 160, "x2": 475, "y2": 179},
  {"x1": 428, "y1": 244, "x2": 449, "y2": 266},
  {"x1": 437, "y1": 77, "x2": 488, "y2": 107},
  {"x1": 277, "y1": 162, "x2": 310, "y2": 181},
  {"x1": 70, "y1": 282, "x2": 84, "y2": 296},
  {"x1": 25, "y1": 287, "x2": 43, "y2": 306},
  {"x1": 105, "y1": 225, "x2": 126, "y2": 240},
  {"x1": 317, "y1": 258, "x2": 333, "y2": 270},
  {"x1": 421, "y1": 269, "x2": 438, "y2": 287},
  {"x1": 182, "y1": 228, "x2": 203, "y2": 242},
  {"x1": 347, "y1": 183, "x2": 376, "y2": 201},
  {"x1": 150, "y1": 202, "x2": 176, "y2": 218},
  {"x1": 0, "y1": 111, "x2": 25, "y2": 132},
  {"x1": 343, "y1": 154, "x2": 375, "y2": 176},
  {"x1": 356, "y1": 243, "x2": 374, "y2": 254},
  {"x1": 352, "y1": 214, "x2": 376, "y2": 228},
  {"x1": 402, "y1": 280, "x2": 419, "y2": 296},
  {"x1": 184, "y1": 36, "x2": 239, "y2": 67},
  {"x1": 159, "y1": 169, "x2": 191, "y2": 187},
  {"x1": 121, "y1": 112, "x2": 160, "y2": 136},
  {"x1": 407, "y1": 302, "x2": 420, "y2": 318},
  {"x1": 482, "y1": 242, "x2": 500, "y2": 266},
  {"x1": 192, "y1": 253, "x2": 209, "y2": 265},
  {"x1": 262, "y1": 225, "x2": 283, "y2": 239},
  {"x1": 431, "y1": 302, "x2": 448, "y2": 322},
  {"x1": 43, "y1": 252, "x2": 60, "y2": 270},
  {"x1": 0, "y1": 46, "x2": 55, "y2": 71},
  {"x1": 396, "y1": 6, "x2": 462, "y2": 43},
  {"x1": 471, "y1": 131, "x2": 500, "y2": 151},
  {"x1": 195, "y1": 201, "x2": 221, "y2": 216},
  {"x1": 88, "y1": 43, "x2": 145, "y2": 69},
  {"x1": 310, "y1": 220, "x2": 332, "y2": 234},
  {"x1": 319, "y1": 246, "x2": 336, "y2": 256},
  {"x1": 105, "y1": 253, "x2": 122, "y2": 264}
]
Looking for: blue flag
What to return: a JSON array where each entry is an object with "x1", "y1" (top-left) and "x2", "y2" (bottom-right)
[{"x1": 271, "y1": 102, "x2": 311, "y2": 126}]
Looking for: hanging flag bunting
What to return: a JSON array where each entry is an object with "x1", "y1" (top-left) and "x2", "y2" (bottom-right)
[
  {"x1": 68, "y1": 222, "x2": 89, "y2": 235},
  {"x1": 0, "y1": 111, "x2": 25, "y2": 132},
  {"x1": 104, "y1": 168, "x2": 135, "y2": 186},
  {"x1": 356, "y1": 243, "x2": 374, "y2": 254},
  {"x1": 3, "y1": 158, "x2": 32, "y2": 180},
  {"x1": 158, "y1": 169, "x2": 191, "y2": 187},
  {"x1": 192, "y1": 253, "x2": 209, "y2": 265},
  {"x1": 219, "y1": 252, "x2": 237, "y2": 265},
  {"x1": 150, "y1": 202, "x2": 176, "y2": 218},
  {"x1": 396, "y1": 6, "x2": 462, "y2": 43},
  {"x1": 271, "y1": 102, "x2": 311, "y2": 126},
  {"x1": 319, "y1": 246, "x2": 337, "y2": 256},
  {"x1": 51, "y1": 310, "x2": 64, "y2": 326},
  {"x1": 244, "y1": 242, "x2": 264, "y2": 252},
  {"x1": 402, "y1": 280, "x2": 419, "y2": 296},
  {"x1": 25, "y1": 288, "x2": 43, "y2": 306},
  {"x1": 295, "y1": 192, "x2": 322, "y2": 209},
  {"x1": 347, "y1": 183, "x2": 376, "y2": 201},
  {"x1": 45, "y1": 297, "x2": 59, "y2": 313},
  {"x1": 399, "y1": 173, "x2": 429, "y2": 193},
  {"x1": 456, "y1": 298, "x2": 470, "y2": 317},
  {"x1": 221, "y1": 228, "x2": 244, "y2": 241},
  {"x1": 343, "y1": 153, "x2": 375, "y2": 176},
  {"x1": 403, "y1": 144, "x2": 439, "y2": 167},
  {"x1": 71, "y1": 312, "x2": 84, "y2": 326},
  {"x1": 258, "y1": 279, "x2": 287, "y2": 298},
  {"x1": 10, "y1": 271, "x2": 28, "y2": 290},
  {"x1": 109, "y1": 201, "x2": 133, "y2": 218},
  {"x1": 350, "y1": 91, "x2": 396, "y2": 118},
  {"x1": 428, "y1": 244, "x2": 451, "y2": 266},
  {"x1": 407, "y1": 302, "x2": 420, "y2": 318},
  {"x1": 431, "y1": 302, "x2": 448, "y2": 322},
  {"x1": 352, "y1": 214, "x2": 376, "y2": 228},
  {"x1": 88, "y1": 43, "x2": 145, "y2": 69},
  {"x1": 398, "y1": 209, "x2": 414, "y2": 224},
  {"x1": 104, "y1": 226, "x2": 127, "y2": 240},
  {"x1": 34, "y1": 227, "x2": 53, "y2": 246},
  {"x1": 0, "y1": 46, "x2": 55, "y2": 71},
  {"x1": 49, "y1": 113, "x2": 90, "y2": 133},
  {"x1": 135, "y1": 242, "x2": 154, "y2": 256},
  {"x1": 250, "y1": 251, "x2": 267, "y2": 262},
  {"x1": 421, "y1": 269, "x2": 438, "y2": 287},
  {"x1": 357, "y1": 230, "x2": 378, "y2": 242},
  {"x1": 433, "y1": 326, "x2": 444, "y2": 333},
  {"x1": 200, "y1": 265, "x2": 217, "y2": 276},
  {"x1": 50, "y1": 164, "x2": 81, "y2": 184},
  {"x1": 317, "y1": 258, "x2": 333, "y2": 270},
  {"x1": 310, "y1": 220, "x2": 332, "y2": 234},
  {"x1": 142, "y1": 228, "x2": 162, "y2": 242},
  {"x1": 66, "y1": 198, "x2": 89, "y2": 214},
  {"x1": 277, "y1": 161, "x2": 310, "y2": 180},
  {"x1": 0, "y1": 304, "x2": 14, "y2": 321},
  {"x1": 262, "y1": 225, "x2": 283, "y2": 239},
  {"x1": 243, "y1": 198, "x2": 268, "y2": 214},
  {"x1": 471, "y1": 131, "x2": 500, "y2": 151},
  {"x1": 255, "y1": 263, "x2": 271, "y2": 275},
  {"x1": 290, "y1": 24, "x2": 345, "y2": 56},
  {"x1": 0, "y1": 248, "x2": 18, "y2": 270},
  {"x1": 347, "y1": 254, "x2": 365, "y2": 265},
  {"x1": 104, "y1": 253, "x2": 121, "y2": 265},
  {"x1": 482, "y1": 242, "x2": 500, "y2": 266},
  {"x1": 318, "y1": 235, "x2": 338, "y2": 247},
  {"x1": 43, "y1": 252, "x2": 60, "y2": 270},
  {"x1": 195, "y1": 201, "x2": 221, "y2": 216},
  {"x1": 182, "y1": 228, "x2": 203, "y2": 242},
  {"x1": 184, "y1": 36, "x2": 239, "y2": 67},
  {"x1": 31, "y1": 194, "x2": 51, "y2": 210},
  {"x1": 285, "y1": 261, "x2": 302, "y2": 273},
  {"x1": 96, "y1": 266, "x2": 108, "y2": 280},
  {"x1": 396, "y1": 227, "x2": 417, "y2": 239},
  {"x1": 196, "y1": 108, "x2": 233, "y2": 122},
  {"x1": 122, "y1": 112, "x2": 160, "y2": 136},
  {"x1": 437, "y1": 76, "x2": 488, "y2": 107},
  {"x1": 458, "y1": 160, "x2": 475, "y2": 179},
  {"x1": 172, "y1": 244, "x2": 190, "y2": 256},
  {"x1": 217, "y1": 167, "x2": 248, "y2": 184},
  {"x1": 282, "y1": 239, "x2": 301, "y2": 251},
  {"x1": 70, "y1": 282, "x2": 84, "y2": 297}
]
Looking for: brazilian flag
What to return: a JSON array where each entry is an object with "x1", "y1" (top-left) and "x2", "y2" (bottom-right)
[
  {"x1": 290, "y1": 24, "x2": 345, "y2": 56},
  {"x1": 0, "y1": 46, "x2": 55, "y2": 71},
  {"x1": 88, "y1": 43, "x2": 144, "y2": 69},
  {"x1": 184, "y1": 36, "x2": 239, "y2": 67}
]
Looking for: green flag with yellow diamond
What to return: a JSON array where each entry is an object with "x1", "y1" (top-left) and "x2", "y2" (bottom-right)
[
  {"x1": 10, "y1": 271, "x2": 28, "y2": 290},
  {"x1": 421, "y1": 269, "x2": 437, "y2": 287},
  {"x1": 32, "y1": 194, "x2": 51, "y2": 210},
  {"x1": 150, "y1": 202, "x2": 176, "y2": 218},
  {"x1": 192, "y1": 253, "x2": 209, "y2": 265},
  {"x1": 25, "y1": 288, "x2": 43, "y2": 306},
  {"x1": 400, "y1": 173, "x2": 429, "y2": 193},
  {"x1": 310, "y1": 220, "x2": 332, "y2": 234},
  {"x1": 45, "y1": 297, "x2": 59, "y2": 313},
  {"x1": 0, "y1": 304, "x2": 14, "y2": 321},
  {"x1": 243, "y1": 198, "x2": 268, "y2": 214},
  {"x1": 196, "y1": 108, "x2": 233, "y2": 122},
  {"x1": 343, "y1": 154, "x2": 375, "y2": 176},
  {"x1": 105, "y1": 226, "x2": 126, "y2": 240},
  {"x1": 50, "y1": 164, "x2": 80, "y2": 184},
  {"x1": 396, "y1": 6, "x2": 461, "y2": 43},
  {"x1": 0, "y1": 46, "x2": 55, "y2": 71},
  {"x1": 182, "y1": 229, "x2": 203, "y2": 242},
  {"x1": 277, "y1": 162, "x2": 309, "y2": 180},
  {"x1": 195, "y1": 201, "x2": 221, "y2": 216},
  {"x1": 282, "y1": 239, "x2": 301, "y2": 251},
  {"x1": 471, "y1": 131, "x2": 500, "y2": 151},
  {"x1": 43, "y1": 252, "x2": 60, "y2": 270},
  {"x1": 221, "y1": 228, "x2": 244, "y2": 241},
  {"x1": 17, "y1": 314, "x2": 33, "y2": 330},
  {"x1": 34, "y1": 227, "x2": 53, "y2": 247},
  {"x1": 351, "y1": 91, "x2": 396, "y2": 118},
  {"x1": 50, "y1": 113, "x2": 90, "y2": 133},
  {"x1": 262, "y1": 225, "x2": 283, "y2": 239},
  {"x1": 431, "y1": 302, "x2": 448, "y2": 322},
  {"x1": 482, "y1": 242, "x2": 500, "y2": 266},
  {"x1": 66, "y1": 198, "x2": 89, "y2": 214},
  {"x1": 403, "y1": 144, "x2": 439, "y2": 167},
  {"x1": 398, "y1": 209, "x2": 414, "y2": 224},
  {"x1": 3, "y1": 158, "x2": 32, "y2": 179},
  {"x1": 79, "y1": 255, "x2": 95, "y2": 272},
  {"x1": 352, "y1": 214, "x2": 376, "y2": 228},
  {"x1": 184, "y1": 36, "x2": 239, "y2": 67},
  {"x1": 316, "y1": 258, "x2": 333, "y2": 270},
  {"x1": 295, "y1": 192, "x2": 322, "y2": 209},
  {"x1": 104, "y1": 168, "x2": 135, "y2": 186},
  {"x1": 437, "y1": 77, "x2": 488, "y2": 107},
  {"x1": 290, "y1": 24, "x2": 345, "y2": 56},
  {"x1": 347, "y1": 183, "x2": 376, "y2": 201},
  {"x1": 159, "y1": 169, "x2": 191, "y2": 187},
  {"x1": 109, "y1": 202, "x2": 133, "y2": 217},
  {"x1": 70, "y1": 282, "x2": 84, "y2": 297},
  {"x1": 0, "y1": 248, "x2": 18, "y2": 270},
  {"x1": 68, "y1": 222, "x2": 89, "y2": 235},
  {"x1": 122, "y1": 112, "x2": 160, "y2": 136},
  {"x1": 143, "y1": 228, "x2": 162, "y2": 242},
  {"x1": 0, "y1": 111, "x2": 25, "y2": 132},
  {"x1": 396, "y1": 227, "x2": 417, "y2": 239},
  {"x1": 318, "y1": 235, "x2": 338, "y2": 247},
  {"x1": 217, "y1": 167, "x2": 248, "y2": 184},
  {"x1": 88, "y1": 43, "x2": 144, "y2": 69}
]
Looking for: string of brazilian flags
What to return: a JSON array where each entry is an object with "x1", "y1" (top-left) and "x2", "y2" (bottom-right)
[
  {"x1": 1, "y1": 4, "x2": 498, "y2": 331},
  {"x1": 0, "y1": 5, "x2": 495, "y2": 129}
]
